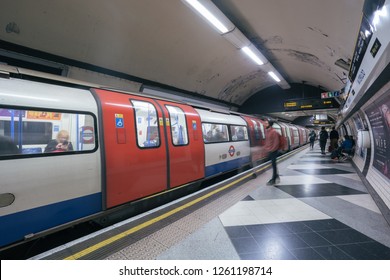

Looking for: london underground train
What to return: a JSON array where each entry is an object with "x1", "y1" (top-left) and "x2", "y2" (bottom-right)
[{"x1": 0, "y1": 68, "x2": 309, "y2": 248}]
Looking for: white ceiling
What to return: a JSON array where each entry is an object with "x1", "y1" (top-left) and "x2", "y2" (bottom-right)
[{"x1": 0, "y1": 0, "x2": 364, "y2": 112}]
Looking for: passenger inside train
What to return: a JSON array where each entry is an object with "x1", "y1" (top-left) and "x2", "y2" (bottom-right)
[
  {"x1": 44, "y1": 130, "x2": 73, "y2": 153},
  {"x1": 0, "y1": 108, "x2": 97, "y2": 157},
  {"x1": 0, "y1": 135, "x2": 19, "y2": 155}
]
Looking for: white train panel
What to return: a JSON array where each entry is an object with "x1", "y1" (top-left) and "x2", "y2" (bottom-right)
[
  {"x1": 195, "y1": 108, "x2": 251, "y2": 177},
  {"x1": 0, "y1": 78, "x2": 102, "y2": 247},
  {"x1": 0, "y1": 78, "x2": 97, "y2": 111},
  {"x1": 204, "y1": 141, "x2": 251, "y2": 177}
]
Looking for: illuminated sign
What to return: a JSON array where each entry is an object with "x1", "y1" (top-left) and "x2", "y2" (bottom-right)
[
  {"x1": 313, "y1": 120, "x2": 333, "y2": 125},
  {"x1": 284, "y1": 102, "x2": 297, "y2": 107},
  {"x1": 321, "y1": 91, "x2": 341, "y2": 99},
  {"x1": 27, "y1": 111, "x2": 61, "y2": 120},
  {"x1": 370, "y1": 38, "x2": 381, "y2": 58},
  {"x1": 283, "y1": 99, "x2": 338, "y2": 111}
]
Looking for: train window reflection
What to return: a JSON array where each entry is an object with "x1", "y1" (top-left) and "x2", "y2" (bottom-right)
[
  {"x1": 202, "y1": 123, "x2": 229, "y2": 143},
  {"x1": 230, "y1": 125, "x2": 248, "y2": 141},
  {"x1": 0, "y1": 107, "x2": 96, "y2": 157},
  {"x1": 131, "y1": 100, "x2": 160, "y2": 148},
  {"x1": 166, "y1": 105, "x2": 189, "y2": 146}
]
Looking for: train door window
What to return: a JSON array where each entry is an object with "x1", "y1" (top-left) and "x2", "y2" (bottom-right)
[
  {"x1": 292, "y1": 127, "x2": 299, "y2": 143},
  {"x1": 131, "y1": 100, "x2": 160, "y2": 148},
  {"x1": 230, "y1": 125, "x2": 248, "y2": 141},
  {"x1": 272, "y1": 123, "x2": 282, "y2": 136},
  {"x1": 259, "y1": 121, "x2": 265, "y2": 139},
  {"x1": 0, "y1": 107, "x2": 96, "y2": 157},
  {"x1": 202, "y1": 123, "x2": 229, "y2": 143},
  {"x1": 251, "y1": 120, "x2": 264, "y2": 140},
  {"x1": 166, "y1": 105, "x2": 188, "y2": 146},
  {"x1": 284, "y1": 125, "x2": 291, "y2": 139}
]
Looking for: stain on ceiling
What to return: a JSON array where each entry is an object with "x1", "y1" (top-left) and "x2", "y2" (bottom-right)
[{"x1": 0, "y1": 0, "x2": 364, "y2": 111}]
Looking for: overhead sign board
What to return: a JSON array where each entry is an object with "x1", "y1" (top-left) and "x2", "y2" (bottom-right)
[
  {"x1": 313, "y1": 120, "x2": 334, "y2": 125},
  {"x1": 321, "y1": 91, "x2": 341, "y2": 99},
  {"x1": 283, "y1": 99, "x2": 338, "y2": 111}
]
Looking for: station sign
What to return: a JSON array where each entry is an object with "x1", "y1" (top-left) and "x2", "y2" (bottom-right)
[{"x1": 80, "y1": 126, "x2": 94, "y2": 144}]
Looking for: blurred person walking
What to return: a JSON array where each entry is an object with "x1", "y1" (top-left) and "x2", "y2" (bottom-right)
[{"x1": 264, "y1": 119, "x2": 280, "y2": 185}]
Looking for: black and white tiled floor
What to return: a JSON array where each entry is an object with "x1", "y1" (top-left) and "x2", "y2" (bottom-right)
[
  {"x1": 218, "y1": 145, "x2": 390, "y2": 260},
  {"x1": 154, "y1": 144, "x2": 390, "y2": 260},
  {"x1": 225, "y1": 219, "x2": 390, "y2": 260}
]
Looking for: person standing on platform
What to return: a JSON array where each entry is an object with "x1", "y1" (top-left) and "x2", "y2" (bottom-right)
[
  {"x1": 329, "y1": 127, "x2": 339, "y2": 152},
  {"x1": 319, "y1": 127, "x2": 328, "y2": 154},
  {"x1": 264, "y1": 119, "x2": 280, "y2": 185},
  {"x1": 309, "y1": 130, "x2": 316, "y2": 150}
]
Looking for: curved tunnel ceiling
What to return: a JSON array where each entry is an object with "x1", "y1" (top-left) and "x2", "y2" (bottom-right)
[{"x1": 0, "y1": 0, "x2": 364, "y2": 110}]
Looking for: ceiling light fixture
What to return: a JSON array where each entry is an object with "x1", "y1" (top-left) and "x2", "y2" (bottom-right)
[
  {"x1": 242, "y1": 46, "x2": 264, "y2": 65},
  {"x1": 222, "y1": 27, "x2": 250, "y2": 49},
  {"x1": 268, "y1": 71, "x2": 281, "y2": 82},
  {"x1": 182, "y1": 0, "x2": 289, "y2": 89},
  {"x1": 182, "y1": 0, "x2": 232, "y2": 34}
]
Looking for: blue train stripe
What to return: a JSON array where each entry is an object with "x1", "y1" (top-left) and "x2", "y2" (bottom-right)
[
  {"x1": 0, "y1": 193, "x2": 102, "y2": 247},
  {"x1": 205, "y1": 156, "x2": 251, "y2": 177}
]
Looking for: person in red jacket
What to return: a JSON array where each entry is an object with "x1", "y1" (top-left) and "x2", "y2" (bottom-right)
[{"x1": 264, "y1": 119, "x2": 280, "y2": 185}]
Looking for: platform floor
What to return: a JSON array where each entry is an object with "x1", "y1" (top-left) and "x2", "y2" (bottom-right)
[{"x1": 34, "y1": 144, "x2": 390, "y2": 260}]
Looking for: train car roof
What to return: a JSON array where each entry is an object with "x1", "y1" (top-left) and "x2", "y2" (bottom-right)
[
  {"x1": 0, "y1": 77, "x2": 98, "y2": 113},
  {"x1": 195, "y1": 108, "x2": 247, "y2": 125}
]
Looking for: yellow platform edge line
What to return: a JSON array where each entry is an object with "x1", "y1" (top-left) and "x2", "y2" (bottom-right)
[{"x1": 64, "y1": 146, "x2": 306, "y2": 260}]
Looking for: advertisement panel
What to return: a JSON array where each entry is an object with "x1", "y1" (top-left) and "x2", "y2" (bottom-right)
[{"x1": 365, "y1": 94, "x2": 390, "y2": 179}]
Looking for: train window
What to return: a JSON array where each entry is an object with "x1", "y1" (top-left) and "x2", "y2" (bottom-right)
[
  {"x1": 251, "y1": 120, "x2": 264, "y2": 140},
  {"x1": 274, "y1": 127, "x2": 282, "y2": 135},
  {"x1": 202, "y1": 123, "x2": 229, "y2": 143},
  {"x1": 0, "y1": 107, "x2": 96, "y2": 157},
  {"x1": 131, "y1": 100, "x2": 160, "y2": 148},
  {"x1": 166, "y1": 105, "x2": 189, "y2": 146},
  {"x1": 230, "y1": 125, "x2": 248, "y2": 141}
]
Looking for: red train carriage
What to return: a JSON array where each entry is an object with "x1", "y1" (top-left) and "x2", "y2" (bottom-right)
[{"x1": 94, "y1": 89, "x2": 205, "y2": 208}]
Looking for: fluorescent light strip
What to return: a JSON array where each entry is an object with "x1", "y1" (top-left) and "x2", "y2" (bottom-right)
[
  {"x1": 268, "y1": 71, "x2": 281, "y2": 82},
  {"x1": 182, "y1": 0, "x2": 289, "y2": 88},
  {"x1": 184, "y1": 0, "x2": 229, "y2": 33},
  {"x1": 242, "y1": 46, "x2": 264, "y2": 65}
]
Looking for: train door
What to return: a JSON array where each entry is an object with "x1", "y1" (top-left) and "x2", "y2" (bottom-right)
[
  {"x1": 290, "y1": 126, "x2": 299, "y2": 148},
  {"x1": 241, "y1": 116, "x2": 266, "y2": 163},
  {"x1": 155, "y1": 100, "x2": 204, "y2": 188},
  {"x1": 94, "y1": 89, "x2": 168, "y2": 208},
  {"x1": 298, "y1": 127, "x2": 304, "y2": 145},
  {"x1": 279, "y1": 125, "x2": 288, "y2": 151},
  {"x1": 282, "y1": 123, "x2": 292, "y2": 150},
  {"x1": 272, "y1": 122, "x2": 282, "y2": 135}
]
